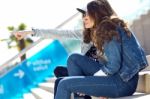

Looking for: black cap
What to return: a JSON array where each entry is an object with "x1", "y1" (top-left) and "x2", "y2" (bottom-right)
[{"x1": 76, "y1": 8, "x2": 86, "y2": 14}]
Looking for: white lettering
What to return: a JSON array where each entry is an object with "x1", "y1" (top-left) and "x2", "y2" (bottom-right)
[
  {"x1": 27, "y1": 59, "x2": 51, "y2": 67},
  {"x1": 33, "y1": 65, "x2": 48, "y2": 71}
]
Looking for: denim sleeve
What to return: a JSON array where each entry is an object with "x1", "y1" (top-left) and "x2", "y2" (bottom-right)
[
  {"x1": 101, "y1": 40, "x2": 121, "y2": 75},
  {"x1": 32, "y1": 28, "x2": 83, "y2": 40}
]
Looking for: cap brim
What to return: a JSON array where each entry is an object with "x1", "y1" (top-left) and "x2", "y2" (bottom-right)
[{"x1": 76, "y1": 8, "x2": 86, "y2": 14}]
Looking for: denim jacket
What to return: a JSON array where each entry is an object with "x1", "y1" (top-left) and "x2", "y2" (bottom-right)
[
  {"x1": 116, "y1": 27, "x2": 148, "y2": 81},
  {"x1": 32, "y1": 27, "x2": 148, "y2": 82},
  {"x1": 100, "y1": 26, "x2": 148, "y2": 81}
]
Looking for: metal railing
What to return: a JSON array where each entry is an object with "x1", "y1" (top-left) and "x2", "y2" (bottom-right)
[{"x1": 0, "y1": 12, "x2": 80, "y2": 74}]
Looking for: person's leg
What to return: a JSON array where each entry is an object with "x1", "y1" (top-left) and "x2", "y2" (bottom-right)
[
  {"x1": 55, "y1": 76, "x2": 115, "y2": 99},
  {"x1": 55, "y1": 74, "x2": 138, "y2": 99},
  {"x1": 67, "y1": 53, "x2": 102, "y2": 99},
  {"x1": 54, "y1": 78, "x2": 63, "y2": 99},
  {"x1": 53, "y1": 66, "x2": 68, "y2": 99},
  {"x1": 67, "y1": 54, "x2": 102, "y2": 76},
  {"x1": 53, "y1": 65, "x2": 91, "y2": 99},
  {"x1": 54, "y1": 53, "x2": 101, "y2": 99}
]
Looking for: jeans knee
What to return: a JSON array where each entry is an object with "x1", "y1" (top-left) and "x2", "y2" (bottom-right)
[
  {"x1": 67, "y1": 54, "x2": 81, "y2": 65},
  {"x1": 67, "y1": 54, "x2": 81, "y2": 68},
  {"x1": 57, "y1": 78, "x2": 69, "y2": 90}
]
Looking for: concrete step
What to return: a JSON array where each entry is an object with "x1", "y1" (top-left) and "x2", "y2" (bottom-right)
[
  {"x1": 23, "y1": 77, "x2": 150, "y2": 99},
  {"x1": 45, "y1": 77, "x2": 56, "y2": 83},
  {"x1": 23, "y1": 93, "x2": 36, "y2": 99},
  {"x1": 31, "y1": 88, "x2": 54, "y2": 99},
  {"x1": 39, "y1": 82, "x2": 54, "y2": 93},
  {"x1": 43, "y1": 77, "x2": 150, "y2": 99},
  {"x1": 112, "y1": 93, "x2": 150, "y2": 99}
]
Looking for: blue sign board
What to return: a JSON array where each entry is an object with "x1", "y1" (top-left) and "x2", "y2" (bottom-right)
[{"x1": 0, "y1": 40, "x2": 68, "y2": 99}]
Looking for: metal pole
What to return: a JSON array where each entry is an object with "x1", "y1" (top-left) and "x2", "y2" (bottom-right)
[{"x1": 0, "y1": 12, "x2": 79, "y2": 72}]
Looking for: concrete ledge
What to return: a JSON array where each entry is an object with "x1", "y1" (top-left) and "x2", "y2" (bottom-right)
[
  {"x1": 92, "y1": 93, "x2": 150, "y2": 99},
  {"x1": 112, "y1": 94, "x2": 150, "y2": 99},
  {"x1": 136, "y1": 55, "x2": 150, "y2": 93}
]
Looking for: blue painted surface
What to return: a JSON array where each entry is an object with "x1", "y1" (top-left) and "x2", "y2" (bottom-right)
[{"x1": 0, "y1": 40, "x2": 68, "y2": 99}]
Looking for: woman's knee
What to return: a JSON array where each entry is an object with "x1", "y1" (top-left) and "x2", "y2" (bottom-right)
[
  {"x1": 67, "y1": 54, "x2": 82, "y2": 65},
  {"x1": 67, "y1": 54, "x2": 82, "y2": 70},
  {"x1": 57, "y1": 78, "x2": 70, "y2": 90}
]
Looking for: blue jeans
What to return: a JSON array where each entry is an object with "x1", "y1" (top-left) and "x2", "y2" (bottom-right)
[
  {"x1": 55, "y1": 54, "x2": 138, "y2": 99},
  {"x1": 54, "y1": 78, "x2": 91, "y2": 99}
]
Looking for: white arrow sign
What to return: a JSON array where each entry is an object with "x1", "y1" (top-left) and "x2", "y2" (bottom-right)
[{"x1": 14, "y1": 69, "x2": 25, "y2": 79}]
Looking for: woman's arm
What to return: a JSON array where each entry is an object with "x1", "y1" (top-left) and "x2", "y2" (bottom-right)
[
  {"x1": 96, "y1": 40, "x2": 121, "y2": 76},
  {"x1": 32, "y1": 28, "x2": 83, "y2": 40},
  {"x1": 102, "y1": 40, "x2": 121, "y2": 75},
  {"x1": 13, "y1": 29, "x2": 83, "y2": 40}
]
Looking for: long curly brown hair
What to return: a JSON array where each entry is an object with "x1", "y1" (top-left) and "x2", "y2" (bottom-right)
[{"x1": 83, "y1": 0, "x2": 131, "y2": 55}]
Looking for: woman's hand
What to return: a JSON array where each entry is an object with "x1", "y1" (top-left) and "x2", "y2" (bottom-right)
[
  {"x1": 13, "y1": 31, "x2": 32, "y2": 40},
  {"x1": 99, "y1": 97, "x2": 108, "y2": 99},
  {"x1": 77, "y1": 93, "x2": 108, "y2": 99},
  {"x1": 76, "y1": 92, "x2": 85, "y2": 96}
]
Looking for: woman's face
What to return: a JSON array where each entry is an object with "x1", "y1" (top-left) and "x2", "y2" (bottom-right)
[{"x1": 83, "y1": 13, "x2": 95, "y2": 29}]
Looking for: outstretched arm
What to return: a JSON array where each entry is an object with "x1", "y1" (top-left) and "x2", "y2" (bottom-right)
[
  {"x1": 13, "y1": 29, "x2": 83, "y2": 40},
  {"x1": 32, "y1": 28, "x2": 83, "y2": 40}
]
